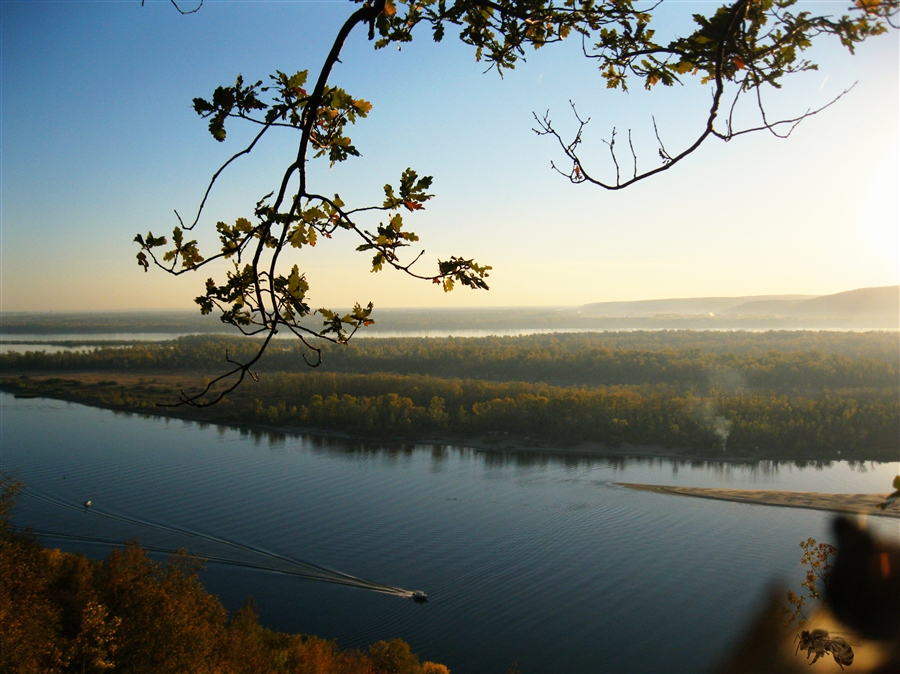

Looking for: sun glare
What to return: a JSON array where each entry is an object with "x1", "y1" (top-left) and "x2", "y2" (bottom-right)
[{"x1": 857, "y1": 157, "x2": 900, "y2": 273}]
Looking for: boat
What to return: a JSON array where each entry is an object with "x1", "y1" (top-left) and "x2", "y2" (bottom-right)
[
  {"x1": 83, "y1": 500, "x2": 92, "y2": 508},
  {"x1": 411, "y1": 591, "x2": 428, "y2": 603}
]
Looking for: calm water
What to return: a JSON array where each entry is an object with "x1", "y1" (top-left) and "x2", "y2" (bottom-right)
[
  {"x1": 1, "y1": 392, "x2": 896, "y2": 673},
  {"x1": 0, "y1": 333, "x2": 196, "y2": 354}
]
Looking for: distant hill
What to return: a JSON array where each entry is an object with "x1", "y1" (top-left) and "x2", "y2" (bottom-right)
[
  {"x1": 726, "y1": 286, "x2": 899, "y2": 319},
  {"x1": 580, "y1": 294, "x2": 817, "y2": 316},
  {"x1": 580, "y1": 286, "x2": 899, "y2": 327},
  {"x1": 2, "y1": 287, "x2": 896, "y2": 337}
]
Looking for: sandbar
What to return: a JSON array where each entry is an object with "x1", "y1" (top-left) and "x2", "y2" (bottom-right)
[{"x1": 616, "y1": 483, "x2": 900, "y2": 518}]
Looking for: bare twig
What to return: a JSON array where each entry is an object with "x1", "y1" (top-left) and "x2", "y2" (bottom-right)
[{"x1": 142, "y1": 0, "x2": 203, "y2": 16}]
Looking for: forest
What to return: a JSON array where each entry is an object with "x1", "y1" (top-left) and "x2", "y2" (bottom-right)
[
  {"x1": 3, "y1": 331, "x2": 898, "y2": 386},
  {"x1": 1, "y1": 331, "x2": 897, "y2": 461}
]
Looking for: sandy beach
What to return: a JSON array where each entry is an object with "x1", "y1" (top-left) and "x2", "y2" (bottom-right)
[{"x1": 616, "y1": 483, "x2": 900, "y2": 518}]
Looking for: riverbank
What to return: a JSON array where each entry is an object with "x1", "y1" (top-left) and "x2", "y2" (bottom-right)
[
  {"x1": 1, "y1": 371, "x2": 897, "y2": 465},
  {"x1": 616, "y1": 483, "x2": 900, "y2": 518}
]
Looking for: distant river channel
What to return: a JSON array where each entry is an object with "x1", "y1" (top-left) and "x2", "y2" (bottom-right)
[{"x1": 2, "y1": 392, "x2": 897, "y2": 673}]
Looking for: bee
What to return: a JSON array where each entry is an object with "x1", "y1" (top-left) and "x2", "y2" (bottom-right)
[{"x1": 794, "y1": 629, "x2": 854, "y2": 669}]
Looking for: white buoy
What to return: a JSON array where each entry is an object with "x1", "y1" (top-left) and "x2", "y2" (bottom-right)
[{"x1": 84, "y1": 500, "x2": 92, "y2": 508}]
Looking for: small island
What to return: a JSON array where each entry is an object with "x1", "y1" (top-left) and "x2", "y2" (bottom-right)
[
  {"x1": 1, "y1": 330, "x2": 898, "y2": 463},
  {"x1": 616, "y1": 483, "x2": 900, "y2": 518}
]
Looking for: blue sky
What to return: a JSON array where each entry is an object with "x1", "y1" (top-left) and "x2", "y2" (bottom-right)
[{"x1": 1, "y1": 0, "x2": 898, "y2": 312}]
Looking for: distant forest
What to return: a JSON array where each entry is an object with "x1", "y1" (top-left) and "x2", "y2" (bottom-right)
[
  {"x1": 3, "y1": 331, "x2": 898, "y2": 387},
  {"x1": 1, "y1": 331, "x2": 897, "y2": 461}
]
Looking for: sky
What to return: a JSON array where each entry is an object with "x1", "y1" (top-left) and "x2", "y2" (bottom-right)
[{"x1": 1, "y1": 0, "x2": 898, "y2": 312}]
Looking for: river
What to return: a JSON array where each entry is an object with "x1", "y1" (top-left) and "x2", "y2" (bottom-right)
[{"x1": 1, "y1": 392, "x2": 896, "y2": 673}]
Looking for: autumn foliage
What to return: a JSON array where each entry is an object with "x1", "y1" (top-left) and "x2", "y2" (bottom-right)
[{"x1": 783, "y1": 538, "x2": 837, "y2": 626}]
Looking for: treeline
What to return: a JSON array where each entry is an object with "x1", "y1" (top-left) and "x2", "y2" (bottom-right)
[
  {"x1": 0, "y1": 478, "x2": 448, "y2": 674},
  {"x1": 2, "y1": 331, "x2": 896, "y2": 460},
  {"x1": 2, "y1": 331, "x2": 898, "y2": 393},
  {"x1": 4, "y1": 372, "x2": 896, "y2": 460},
  {"x1": 205, "y1": 374, "x2": 900, "y2": 460}
]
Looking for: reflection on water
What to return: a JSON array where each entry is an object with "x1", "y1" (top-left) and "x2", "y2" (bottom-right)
[
  {"x1": 120, "y1": 406, "x2": 897, "y2": 491},
  {"x1": 122, "y1": 408, "x2": 893, "y2": 477},
  {"x1": 0, "y1": 333, "x2": 201, "y2": 354},
  {"x1": 1, "y1": 392, "x2": 896, "y2": 674}
]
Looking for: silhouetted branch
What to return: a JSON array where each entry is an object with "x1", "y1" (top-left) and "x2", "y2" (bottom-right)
[
  {"x1": 142, "y1": 0, "x2": 203, "y2": 16},
  {"x1": 180, "y1": 123, "x2": 273, "y2": 232},
  {"x1": 161, "y1": 330, "x2": 274, "y2": 408},
  {"x1": 536, "y1": 0, "x2": 896, "y2": 191},
  {"x1": 170, "y1": 0, "x2": 202, "y2": 15}
]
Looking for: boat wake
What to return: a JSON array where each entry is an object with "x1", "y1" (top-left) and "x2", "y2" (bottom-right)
[{"x1": 18, "y1": 490, "x2": 421, "y2": 599}]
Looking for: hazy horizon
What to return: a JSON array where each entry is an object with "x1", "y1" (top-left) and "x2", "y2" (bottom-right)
[{"x1": 2, "y1": 284, "x2": 897, "y2": 315}]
